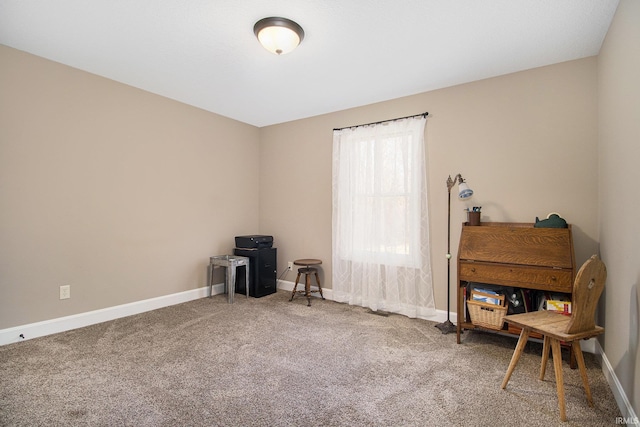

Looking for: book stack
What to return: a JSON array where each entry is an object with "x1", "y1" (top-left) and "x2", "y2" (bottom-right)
[{"x1": 471, "y1": 287, "x2": 502, "y2": 305}]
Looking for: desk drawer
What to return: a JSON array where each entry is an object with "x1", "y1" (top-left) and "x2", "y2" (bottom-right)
[{"x1": 459, "y1": 262, "x2": 572, "y2": 292}]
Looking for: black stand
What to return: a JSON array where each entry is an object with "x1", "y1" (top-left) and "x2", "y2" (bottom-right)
[{"x1": 436, "y1": 176, "x2": 457, "y2": 334}]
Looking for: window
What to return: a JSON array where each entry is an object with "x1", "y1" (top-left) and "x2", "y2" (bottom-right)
[
  {"x1": 332, "y1": 115, "x2": 435, "y2": 317},
  {"x1": 336, "y1": 130, "x2": 421, "y2": 267}
]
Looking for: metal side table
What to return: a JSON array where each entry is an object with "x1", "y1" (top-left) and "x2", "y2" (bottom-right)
[{"x1": 208, "y1": 255, "x2": 250, "y2": 303}]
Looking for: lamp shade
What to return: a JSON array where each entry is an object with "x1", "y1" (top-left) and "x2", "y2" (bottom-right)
[
  {"x1": 254, "y1": 17, "x2": 304, "y2": 55},
  {"x1": 458, "y1": 182, "x2": 473, "y2": 199}
]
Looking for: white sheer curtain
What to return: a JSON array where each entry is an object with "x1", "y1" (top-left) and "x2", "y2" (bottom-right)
[{"x1": 332, "y1": 115, "x2": 435, "y2": 318}]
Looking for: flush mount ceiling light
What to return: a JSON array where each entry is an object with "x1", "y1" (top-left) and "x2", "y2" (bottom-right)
[{"x1": 253, "y1": 17, "x2": 304, "y2": 55}]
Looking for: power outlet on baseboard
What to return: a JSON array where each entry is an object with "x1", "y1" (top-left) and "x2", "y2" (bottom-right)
[{"x1": 287, "y1": 262, "x2": 293, "y2": 271}]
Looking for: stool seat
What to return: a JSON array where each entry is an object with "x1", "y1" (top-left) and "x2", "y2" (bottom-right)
[
  {"x1": 290, "y1": 260, "x2": 324, "y2": 306},
  {"x1": 294, "y1": 258, "x2": 322, "y2": 267}
]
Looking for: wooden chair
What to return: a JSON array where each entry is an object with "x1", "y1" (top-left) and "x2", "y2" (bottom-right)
[{"x1": 500, "y1": 255, "x2": 607, "y2": 422}]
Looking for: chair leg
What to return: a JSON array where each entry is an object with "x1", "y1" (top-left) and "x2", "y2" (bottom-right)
[
  {"x1": 290, "y1": 272, "x2": 301, "y2": 301},
  {"x1": 501, "y1": 328, "x2": 530, "y2": 389},
  {"x1": 314, "y1": 271, "x2": 324, "y2": 300},
  {"x1": 551, "y1": 338, "x2": 567, "y2": 422},
  {"x1": 305, "y1": 273, "x2": 311, "y2": 306},
  {"x1": 540, "y1": 335, "x2": 551, "y2": 380},
  {"x1": 572, "y1": 340, "x2": 594, "y2": 407}
]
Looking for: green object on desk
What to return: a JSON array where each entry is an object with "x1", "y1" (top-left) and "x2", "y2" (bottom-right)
[{"x1": 534, "y1": 214, "x2": 568, "y2": 228}]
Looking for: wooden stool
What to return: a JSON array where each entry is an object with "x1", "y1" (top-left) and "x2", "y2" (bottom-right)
[{"x1": 290, "y1": 258, "x2": 324, "y2": 306}]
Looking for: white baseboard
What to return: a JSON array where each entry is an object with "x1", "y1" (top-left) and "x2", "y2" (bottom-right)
[
  {"x1": 1, "y1": 281, "x2": 323, "y2": 346},
  {"x1": 595, "y1": 340, "x2": 639, "y2": 425},
  {"x1": 0, "y1": 284, "x2": 223, "y2": 347},
  {"x1": 432, "y1": 310, "x2": 458, "y2": 324},
  {"x1": 579, "y1": 337, "x2": 597, "y2": 354},
  {"x1": 2, "y1": 281, "x2": 305, "y2": 347}
]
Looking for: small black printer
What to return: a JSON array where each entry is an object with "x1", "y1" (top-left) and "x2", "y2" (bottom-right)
[{"x1": 235, "y1": 235, "x2": 274, "y2": 249}]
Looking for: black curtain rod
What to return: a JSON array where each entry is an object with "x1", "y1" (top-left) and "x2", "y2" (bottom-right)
[{"x1": 333, "y1": 112, "x2": 429, "y2": 131}]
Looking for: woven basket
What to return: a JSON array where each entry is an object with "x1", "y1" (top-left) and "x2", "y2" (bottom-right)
[{"x1": 467, "y1": 290, "x2": 507, "y2": 330}]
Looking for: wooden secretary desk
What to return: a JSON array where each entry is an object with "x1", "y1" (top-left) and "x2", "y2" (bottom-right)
[{"x1": 456, "y1": 222, "x2": 575, "y2": 345}]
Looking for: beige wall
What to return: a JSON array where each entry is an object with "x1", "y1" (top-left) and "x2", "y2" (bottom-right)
[
  {"x1": 598, "y1": 0, "x2": 640, "y2": 413},
  {"x1": 0, "y1": 45, "x2": 603, "y2": 329},
  {"x1": 0, "y1": 45, "x2": 260, "y2": 329},
  {"x1": 260, "y1": 57, "x2": 599, "y2": 314}
]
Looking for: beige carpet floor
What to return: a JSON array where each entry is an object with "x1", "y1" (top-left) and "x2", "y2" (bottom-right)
[{"x1": 0, "y1": 291, "x2": 621, "y2": 426}]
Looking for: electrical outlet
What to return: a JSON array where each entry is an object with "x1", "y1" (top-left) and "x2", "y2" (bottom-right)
[
  {"x1": 60, "y1": 285, "x2": 70, "y2": 300},
  {"x1": 287, "y1": 262, "x2": 293, "y2": 271}
]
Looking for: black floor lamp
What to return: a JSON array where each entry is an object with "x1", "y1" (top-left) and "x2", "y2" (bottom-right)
[{"x1": 435, "y1": 174, "x2": 473, "y2": 334}]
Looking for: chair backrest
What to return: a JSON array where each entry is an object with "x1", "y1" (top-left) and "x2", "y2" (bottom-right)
[{"x1": 565, "y1": 255, "x2": 607, "y2": 334}]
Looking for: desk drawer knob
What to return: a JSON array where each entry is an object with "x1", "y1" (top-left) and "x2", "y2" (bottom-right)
[
  {"x1": 551, "y1": 276, "x2": 557, "y2": 281},
  {"x1": 470, "y1": 268, "x2": 476, "y2": 273}
]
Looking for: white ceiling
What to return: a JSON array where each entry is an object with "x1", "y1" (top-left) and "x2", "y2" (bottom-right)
[{"x1": 0, "y1": 0, "x2": 619, "y2": 127}]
